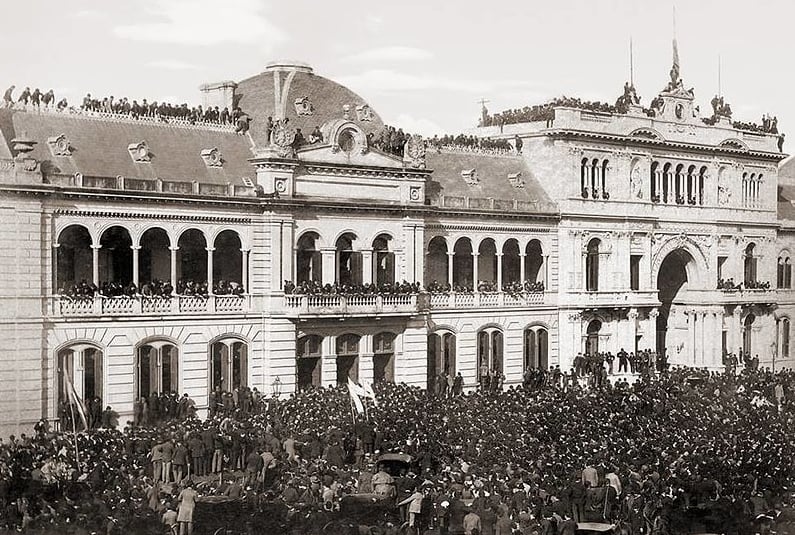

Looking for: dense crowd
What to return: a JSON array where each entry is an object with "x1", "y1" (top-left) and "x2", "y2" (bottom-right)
[
  {"x1": 58, "y1": 279, "x2": 244, "y2": 299},
  {"x1": 426, "y1": 280, "x2": 545, "y2": 294},
  {"x1": 3, "y1": 362, "x2": 795, "y2": 534},
  {"x1": 717, "y1": 278, "x2": 771, "y2": 291},
  {"x1": 426, "y1": 135, "x2": 514, "y2": 155},
  {"x1": 480, "y1": 97, "x2": 618, "y2": 128},
  {"x1": 284, "y1": 280, "x2": 422, "y2": 296}
]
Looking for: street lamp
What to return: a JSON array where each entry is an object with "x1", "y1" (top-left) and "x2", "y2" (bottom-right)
[{"x1": 271, "y1": 376, "x2": 282, "y2": 398}]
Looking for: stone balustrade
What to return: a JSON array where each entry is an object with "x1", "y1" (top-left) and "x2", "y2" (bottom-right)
[
  {"x1": 282, "y1": 293, "x2": 419, "y2": 317},
  {"x1": 55, "y1": 294, "x2": 248, "y2": 317},
  {"x1": 426, "y1": 291, "x2": 547, "y2": 309}
]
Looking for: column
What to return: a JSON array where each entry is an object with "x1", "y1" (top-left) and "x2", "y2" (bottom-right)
[
  {"x1": 321, "y1": 248, "x2": 336, "y2": 285},
  {"x1": 496, "y1": 253, "x2": 503, "y2": 290},
  {"x1": 519, "y1": 253, "x2": 526, "y2": 282},
  {"x1": 270, "y1": 220, "x2": 282, "y2": 290},
  {"x1": 169, "y1": 246, "x2": 178, "y2": 287},
  {"x1": 627, "y1": 309, "x2": 639, "y2": 354},
  {"x1": 472, "y1": 252, "x2": 480, "y2": 288},
  {"x1": 206, "y1": 247, "x2": 215, "y2": 294},
  {"x1": 667, "y1": 169, "x2": 675, "y2": 204},
  {"x1": 447, "y1": 252, "x2": 454, "y2": 287},
  {"x1": 732, "y1": 306, "x2": 743, "y2": 356},
  {"x1": 282, "y1": 221, "x2": 294, "y2": 288},
  {"x1": 654, "y1": 169, "x2": 663, "y2": 200},
  {"x1": 593, "y1": 165, "x2": 601, "y2": 195},
  {"x1": 648, "y1": 308, "x2": 659, "y2": 353},
  {"x1": 131, "y1": 245, "x2": 141, "y2": 287},
  {"x1": 91, "y1": 245, "x2": 101, "y2": 286},
  {"x1": 241, "y1": 249, "x2": 250, "y2": 291},
  {"x1": 361, "y1": 249, "x2": 373, "y2": 285},
  {"x1": 543, "y1": 255, "x2": 549, "y2": 288}
]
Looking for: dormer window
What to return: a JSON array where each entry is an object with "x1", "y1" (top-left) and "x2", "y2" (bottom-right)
[
  {"x1": 47, "y1": 134, "x2": 72, "y2": 157},
  {"x1": 127, "y1": 141, "x2": 151, "y2": 163},
  {"x1": 200, "y1": 147, "x2": 223, "y2": 167},
  {"x1": 461, "y1": 168, "x2": 478, "y2": 185}
]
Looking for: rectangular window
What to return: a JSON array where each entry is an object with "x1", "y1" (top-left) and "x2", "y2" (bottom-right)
[
  {"x1": 630, "y1": 255, "x2": 641, "y2": 291},
  {"x1": 717, "y1": 256, "x2": 728, "y2": 284}
]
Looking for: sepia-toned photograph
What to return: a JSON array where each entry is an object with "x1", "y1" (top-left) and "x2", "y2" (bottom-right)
[{"x1": 0, "y1": 1, "x2": 793, "y2": 533}]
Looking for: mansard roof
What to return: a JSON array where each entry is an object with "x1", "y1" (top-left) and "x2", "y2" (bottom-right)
[
  {"x1": 0, "y1": 109, "x2": 256, "y2": 185},
  {"x1": 425, "y1": 150, "x2": 557, "y2": 215}
]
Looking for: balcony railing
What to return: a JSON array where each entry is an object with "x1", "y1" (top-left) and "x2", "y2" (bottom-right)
[
  {"x1": 560, "y1": 290, "x2": 659, "y2": 308},
  {"x1": 282, "y1": 293, "x2": 419, "y2": 316},
  {"x1": 715, "y1": 287, "x2": 775, "y2": 304},
  {"x1": 426, "y1": 291, "x2": 547, "y2": 309},
  {"x1": 55, "y1": 294, "x2": 248, "y2": 317}
]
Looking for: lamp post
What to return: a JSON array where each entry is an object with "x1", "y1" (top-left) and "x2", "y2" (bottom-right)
[{"x1": 271, "y1": 376, "x2": 282, "y2": 398}]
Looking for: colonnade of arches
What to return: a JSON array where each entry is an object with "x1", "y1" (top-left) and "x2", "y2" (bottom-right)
[
  {"x1": 56, "y1": 336, "x2": 251, "y2": 414},
  {"x1": 295, "y1": 332, "x2": 397, "y2": 390},
  {"x1": 426, "y1": 237, "x2": 545, "y2": 290},
  {"x1": 649, "y1": 162, "x2": 707, "y2": 205},
  {"x1": 55, "y1": 224, "x2": 247, "y2": 293},
  {"x1": 295, "y1": 232, "x2": 396, "y2": 287},
  {"x1": 580, "y1": 158, "x2": 610, "y2": 199},
  {"x1": 742, "y1": 172, "x2": 764, "y2": 208},
  {"x1": 426, "y1": 325, "x2": 549, "y2": 390}
]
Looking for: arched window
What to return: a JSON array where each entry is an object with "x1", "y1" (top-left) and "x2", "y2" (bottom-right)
[
  {"x1": 742, "y1": 314, "x2": 755, "y2": 356},
  {"x1": 209, "y1": 339, "x2": 247, "y2": 395},
  {"x1": 373, "y1": 332, "x2": 396, "y2": 383},
  {"x1": 698, "y1": 166, "x2": 707, "y2": 205},
  {"x1": 56, "y1": 225, "x2": 93, "y2": 290},
  {"x1": 650, "y1": 161, "x2": 659, "y2": 200},
  {"x1": 525, "y1": 240, "x2": 544, "y2": 284},
  {"x1": 778, "y1": 254, "x2": 792, "y2": 289},
  {"x1": 336, "y1": 233, "x2": 361, "y2": 286},
  {"x1": 501, "y1": 239, "x2": 521, "y2": 285},
  {"x1": 580, "y1": 158, "x2": 590, "y2": 196},
  {"x1": 783, "y1": 318, "x2": 790, "y2": 358},
  {"x1": 99, "y1": 226, "x2": 133, "y2": 286},
  {"x1": 674, "y1": 164, "x2": 684, "y2": 202},
  {"x1": 686, "y1": 165, "x2": 696, "y2": 203},
  {"x1": 586, "y1": 238, "x2": 600, "y2": 291},
  {"x1": 477, "y1": 238, "x2": 497, "y2": 286},
  {"x1": 335, "y1": 334, "x2": 360, "y2": 384},
  {"x1": 373, "y1": 234, "x2": 395, "y2": 286},
  {"x1": 213, "y1": 230, "x2": 243, "y2": 292},
  {"x1": 477, "y1": 328, "x2": 504, "y2": 383},
  {"x1": 136, "y1": 341, "x2": 179, "y2": 399},
  {"x1": 426, "y1": 237, "x2": 449, "y2": 288},
  {"x1": 296, "y1": 335, "x2": 322, "y2": 390},
  {"x1": 296, "y1": 232, "x2": 321, "y2": 284},
  {"x1": 177, "y1": 229, "x2": 208, "y2": 285},
  {"x1": 756, "y1": 174, "x2": 764, "y2": 208},
  {"x1": 524, "y1": 327, "x2": 549, "y2": 371},
  {"x1": 57, "y1": 344, "x2": 103, "y2": 429},
  {"x1": 601, "y1": 160, "x2": 609, "y2": 196},
  {"x1": 452, "y1": 238, "x2": 474, "y2": 289},
  {"x1": 427, "y1": 331, "x2": 456, "y2": 389},
  {"x1": 744, "y1": 243, "x2": 757, "y2": 285},
  {"x1": 590, "y1": 159, "x2": 599, "y2": 196},
  {"x1": 139, "y1": 227, "x2": 171, "y2": 288},
  {"x1": 662, "y1": 163, "x2": 671, "y2": 203},
  {"x1": 586, "y1": 319, "x2": 602, "y2": 355}
]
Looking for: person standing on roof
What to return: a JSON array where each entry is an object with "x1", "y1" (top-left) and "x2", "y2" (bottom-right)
[{"x1": 3, "y1": 86, "x2": 15, "y2": 108}]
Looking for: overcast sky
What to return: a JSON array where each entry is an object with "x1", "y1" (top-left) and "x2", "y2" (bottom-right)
[{"x1": 1, "y1": 0, "x2": 792, "y2": 137}]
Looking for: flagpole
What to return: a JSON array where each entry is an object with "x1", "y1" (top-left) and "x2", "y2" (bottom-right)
[
  {"x1": 629, "y1": 36, "x2": 634, "y2": 87},
  {"x1": 68, "y1": 400, "x2": 81, "y2": 468}
]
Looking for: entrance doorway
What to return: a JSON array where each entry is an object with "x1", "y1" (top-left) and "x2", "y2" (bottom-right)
[
  {"x1": 586, "y1": 320, "x2": 601, "y2": 354},
  {"x1": 656, "y1": 249, "x2": 694, "y2": 356}
]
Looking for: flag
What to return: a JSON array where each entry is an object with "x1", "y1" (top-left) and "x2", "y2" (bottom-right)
[
  {"x1": 361, "y1": 381, "x2": 378, "y2": 407},
  {"x1": 63, "y1": 368, "x2": 88, "y2": 431},
  {"x1": 347, "y1": 377, "x2": 365, "y2": 415}
]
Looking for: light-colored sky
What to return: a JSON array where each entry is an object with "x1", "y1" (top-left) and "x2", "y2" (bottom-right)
[{"x1": 1, "y1": 0, "x2": 791, "y2": 137}]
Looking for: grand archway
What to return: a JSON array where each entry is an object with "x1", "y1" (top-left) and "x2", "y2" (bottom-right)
[{"x1": 656, "y1": 249, "x2": 695, "y2": 356}]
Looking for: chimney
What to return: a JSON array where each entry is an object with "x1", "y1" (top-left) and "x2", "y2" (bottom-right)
[{"x1": 198, "y1": 81, "x2": 237, "y2": 112}]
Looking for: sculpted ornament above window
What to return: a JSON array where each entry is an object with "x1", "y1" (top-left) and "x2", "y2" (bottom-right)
[
  {"x1": 127, "y1": 141, "x2": 151, "y2": 163},
  {"x1": 47, "y1": 134, "x2": 72, "y2": 157},
  {"x1": 200, "y1": 147, "x2": 223, "y2": 167},
  {"x1": 355, "y1": 104, "x2": 374, "y2": 122},
  {"x1": 294, "y1": 96, "x2": 314, "y2": 116}
]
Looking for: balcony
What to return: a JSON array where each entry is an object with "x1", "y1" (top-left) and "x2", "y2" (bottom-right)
[
  {"x1": 54, "y1": 294, "x2": 249, "y2": 317},
  {"x1": 282, "y1": 293, "x2": 420, "y2": 318},
  {"x1": 426, "y1": 291, "x2": 550, "y2": 310},
  {"x1": 715, "y1": 287, "x2": 775, "y2": 305},
  {"x1": 560, "y1": 290, "x2": 659, "y2": 309}
]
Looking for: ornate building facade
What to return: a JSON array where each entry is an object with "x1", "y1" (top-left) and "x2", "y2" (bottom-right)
[{"x1": 0, "y1": 60, "x2": 791, "y2": 435}]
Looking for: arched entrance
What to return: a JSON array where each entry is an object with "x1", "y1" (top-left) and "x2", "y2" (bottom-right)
[
  {"x1": 656, "y1": 249, "x2": 695, "y2": 356},
  {"x1": 586, "y1": 320, "x2": 601, "y2": 354}
]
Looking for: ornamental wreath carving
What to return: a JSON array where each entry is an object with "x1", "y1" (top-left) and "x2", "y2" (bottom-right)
[
  {"x1": 269, "y1": 119, "x2": 296, "y2": 158},
  {"x1": 403, "y1": 134, "x2": 426, "y2": 169}
]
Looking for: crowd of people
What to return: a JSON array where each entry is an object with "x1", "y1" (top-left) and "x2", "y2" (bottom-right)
[
  {"x1": 425, "y1": 280, "x2": 545, "y2": 295},
  {"x1": 717, "y1": 278, "x2": 772, "y2": 291},
  {"x1": 58, "y1": 279, "x2": 244, "y2": 300},
  {"x1": 284, "y1": 280, "x2": 422, "y2": 296},
  {"x1": 733, "y1": 114, "x2": 780, "y2": 135},
  {"x1": 3, "y1": 362, "x2": 795, "y2": 534},
  {"x1": 480, "y1": 97, "x2": 618, "y2": 128},
  {"x1": 425, "y1": 134, "x2": 515, "y2": 155}
]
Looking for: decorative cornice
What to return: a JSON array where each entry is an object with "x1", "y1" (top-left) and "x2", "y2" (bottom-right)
[
  {"x1": 426, "y1": 224, "x2": 553, "y2": 233},
  {"x1": 545, "y1": 129, "x2": 787, "y2": 161},
  {"x1": 52, "y1": 209, "x2": 251, "y2": 224}
]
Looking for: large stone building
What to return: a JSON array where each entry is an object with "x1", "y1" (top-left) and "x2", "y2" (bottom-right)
[{"x1": 0, "y1": 59, "x2": 791, "y2": 435}]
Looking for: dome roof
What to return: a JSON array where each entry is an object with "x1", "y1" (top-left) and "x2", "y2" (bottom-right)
[{"x1": 235, "y1": 61, "x2": 385, "y2": 148}]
